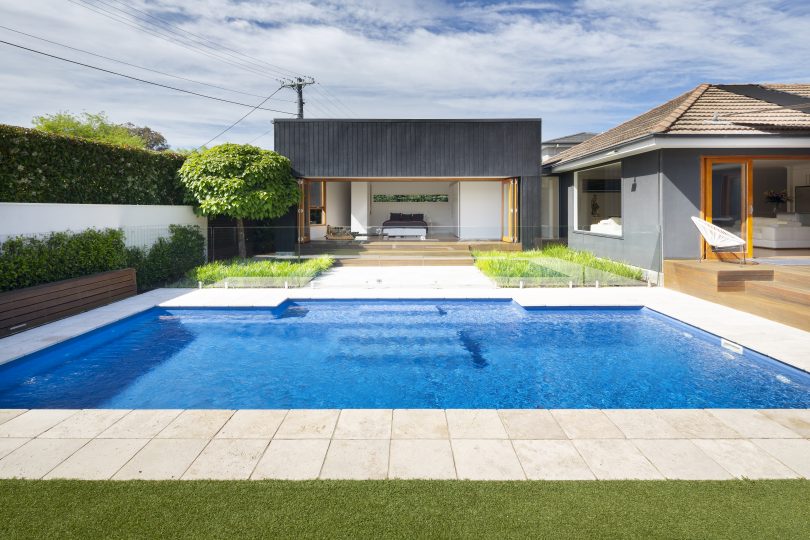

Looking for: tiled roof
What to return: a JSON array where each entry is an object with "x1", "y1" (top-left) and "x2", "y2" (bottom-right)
[
  {"x1": 542, "y1": 132, "x2": 598, "y2": 145},
  {"x1": 547, "y1": 83, "x2": 810, "y2": 167}
]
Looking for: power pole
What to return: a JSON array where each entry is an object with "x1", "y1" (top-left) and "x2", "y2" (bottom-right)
[{"x1": 279, "y1": 76, "x2": 316, "y2": 118}]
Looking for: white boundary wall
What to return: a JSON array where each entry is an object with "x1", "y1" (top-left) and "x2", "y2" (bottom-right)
[{"x1": 0, "y1": 202, "x2": 207, "y2": 248}]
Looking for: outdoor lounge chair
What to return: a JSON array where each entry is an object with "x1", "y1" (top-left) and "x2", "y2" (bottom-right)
[{"x1": 691, "y1": 216, "x2": 747, "y2": 265}]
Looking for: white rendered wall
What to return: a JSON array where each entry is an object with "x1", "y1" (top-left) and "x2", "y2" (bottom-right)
[
  {"x1": 369, "y1": 181, "x2": 455, "y2": 235},
  {"x1": 350, "y1": 181, "x2": 370, "y2": 234},
  {"x1": 448, "y1": 182, "x2": 460, "y2": 238},
  {"x1": 326, "y1": 181, "x2": 351, "y2": 226},
  {"x1": 0, "y1": 202, "x2": 207, "y2": 247},
  {"x1": 458, "y1": 181, "x2": 502, "y2": 240}
]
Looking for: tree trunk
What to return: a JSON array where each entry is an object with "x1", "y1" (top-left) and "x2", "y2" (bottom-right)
[{"x1": 236, "y1": 218, "x2": 247, "y2": 259}]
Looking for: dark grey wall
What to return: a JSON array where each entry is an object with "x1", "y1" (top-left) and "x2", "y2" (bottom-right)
[
  {"x1": 274, "y1": 119, "x2": 543, "y2": 249},
  {"x1": 660, "y1": 148, "x2": 810, "y2": 259},
  {"x1": 274, "y1": 119, "x2": 542, "y2": 178},
  {"x1": 567, "y1": 153, "x2": 662, "y2": 271}
]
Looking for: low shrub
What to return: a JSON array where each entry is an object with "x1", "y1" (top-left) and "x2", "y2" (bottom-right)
[
  {"x1": 188, "y1": 256, "x2": 334, "y2": 286},
  {"x1": 0, "y1": 228, "x2": 127, "y2": 292},
  {"x1": 126, "y1": 225, "x2": 206, "y2": 291}
]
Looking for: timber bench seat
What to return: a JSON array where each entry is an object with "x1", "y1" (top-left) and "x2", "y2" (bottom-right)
[{"x1": 0, "y1": 268, "x2": 137, "y2": 337}]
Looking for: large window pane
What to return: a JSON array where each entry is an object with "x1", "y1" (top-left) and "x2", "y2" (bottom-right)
[{"x1": 575, "y1": 162, "x2": 622, "y2": 235}]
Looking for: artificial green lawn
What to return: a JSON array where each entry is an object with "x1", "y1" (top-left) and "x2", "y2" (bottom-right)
[{"x1": 2, "y1": 480, "x2": 808, "y2": 539}]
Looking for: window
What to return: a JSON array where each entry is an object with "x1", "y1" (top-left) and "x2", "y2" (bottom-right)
[
  {"x1": 309, "y1": 181, "x2": 325, "y2": 225},
  {"x1": 575, "y1": 162, "x2": 622, "y2": 236}
]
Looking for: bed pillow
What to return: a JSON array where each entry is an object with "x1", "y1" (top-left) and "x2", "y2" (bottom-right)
[
  {"x1": 390, "y1": 213, "x2": 403, "y2": 220},
  {"x1": 412, "y1": 214, "x2": 424, "y2": 221}
]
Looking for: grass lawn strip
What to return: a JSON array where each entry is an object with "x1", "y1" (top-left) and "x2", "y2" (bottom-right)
[
  {"x1": 185, "y1": 255, "x2": 334, "y2": 287},
  {"x1": 1, "y1": 480, "x2": 808, "y2": 539}
]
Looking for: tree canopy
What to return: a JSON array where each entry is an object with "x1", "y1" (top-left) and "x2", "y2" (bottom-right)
[{"x1": 32, "y1": 111, "x2": 169, "y2": 150}]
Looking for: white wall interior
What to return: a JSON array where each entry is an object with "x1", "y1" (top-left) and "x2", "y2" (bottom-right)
[
  {"x1": 369, "y1": 181, "x2": 455, "y2": 236},
  {"x1": 458, "y1": 181, "x2": 502, "y2": 240},
  {"x1": 311, "y1": 181, "x2": 351, "y2": 240},
  {"x1": 350, "y1": 181, "x2": 370, "y2": 234},
  {"x1": 0, "y1": 202, "x2": 207, "y2": 247}
]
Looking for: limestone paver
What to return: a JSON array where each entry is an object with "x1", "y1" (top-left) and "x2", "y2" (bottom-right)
[
  {"x1": 750, "y1": 439, "x2": 810, "y2": 478},
  {"x1": 320, "y1": 440, "x2": 389, "y2": 479},
  {"x1": 707, "y1": 409, "x2": 801, "y2": 439},
  {"x1": 574, "y1": 440, "x2": 663, "y2": 480},
  {"x1": 114, "y1": 439, "x2": 208, "y2": 480},
  {"x1": 451, "y1": 440, "x2": 525, "y2": 480},
  {"x1": 157, "y1": 410, "x2": 234, "y2": 439},
  {"x1": 183, "y1": 439, "x2": 269, "y2": 480},
  {"x1": 445, "y1": 410, "x2": 508, "y2": 439},
  {"x1": 333, "y1": 409, "x2": 392, "y2": 439},
  {"x1": 0, "y1": 409, "x2": 79, "y2": 438},
  {"x1": 389, "y1": 440, "x2": 456, "y2": 479},
  {"x1": 98, "y1": 410, "x2": 183, "y2": 439},
  {"x1": 392, "y1": 409, "x2": 449, "y2": 439},
  {"x1": 252, "y1": 439, "x2": 330, "y2": 480},
  {"x1": 0, "y1": 410, "x2": 26, "y2": 426},
  {"x1": 512, "y1": 440, "x2": 595, "y2": 480},
  {"x1": 633, "y1": 439, "x2": 733, "y2": 480},
  {"x1": 655, "y1": 410, "x2": 742, "y2": 439},
  {"x1": 275, "y1": 410, "x2": 339, "y2": 439},
  {"x1": 216, "y1": 410, "x2": 288, "y2": 439},
  {"x1": 691, "y1": 439, "x2": 799, "y2": 479},
  {"x1": 498, "y1": 410, "x2": 566, "y2": 440},
  {"x1": 45, "y1": 438, "x2": 148, "y2": 480},
  {"x1": 0, "y1": 438, "x2": 30, "y2": 460},
  {"x1": 759, "y1": 409, "x2": 810, "y2": 438},
  {"x1": 40, "y1": 409, "x2": 130, "y2": 439},
  {"x1": 551, "y1": 410, "x2": 624, "y2": 439},
  {"x1": 0, "y1": 438, "x2": 88, "y2": 479},
  {"x1": 603, "y1": 410, "x2": 683, "y2": 439}
]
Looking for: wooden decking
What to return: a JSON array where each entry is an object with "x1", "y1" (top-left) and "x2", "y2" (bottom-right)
[
  {"x1": 664, "y1": 260, "x2": 810, "y2": 332},
  {"x1": 298, "y1": 240, "x2": 520, "y2": 267}
]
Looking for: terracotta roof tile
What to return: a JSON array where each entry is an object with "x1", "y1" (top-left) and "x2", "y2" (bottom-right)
[{"x1": 547, "y1": 83, "x2": 810, "y2": 167}]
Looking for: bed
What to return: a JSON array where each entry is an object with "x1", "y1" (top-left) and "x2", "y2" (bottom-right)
[{"x1": 381, "y1": 213, "x2": 428, "y2": 238}]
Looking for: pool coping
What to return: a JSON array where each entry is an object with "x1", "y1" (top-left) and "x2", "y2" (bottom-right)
[{"x1": 1, "y1": 286, "x2": 808, "y2": 374}]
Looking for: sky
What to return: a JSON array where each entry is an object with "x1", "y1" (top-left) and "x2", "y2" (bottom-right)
[{"x1": 1, "y1": 0, "x2": 809, "y2": 149}]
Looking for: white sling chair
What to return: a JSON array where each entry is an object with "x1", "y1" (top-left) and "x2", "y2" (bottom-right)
[{"x1": 690, "y1": 216, "x2": 747, "y2": 264}]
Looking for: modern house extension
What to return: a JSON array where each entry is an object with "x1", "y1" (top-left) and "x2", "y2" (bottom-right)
[
  {"x1": 272, "y1": 119, "x2": 543, "y2": 250},
  {"x1": 544, "y1": 83, "x2": 810, "y2": 273}
]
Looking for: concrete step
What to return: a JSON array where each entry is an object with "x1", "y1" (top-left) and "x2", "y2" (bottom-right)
[{"x1": 336, "y1": 258, "x2": 474, "y2": 267}]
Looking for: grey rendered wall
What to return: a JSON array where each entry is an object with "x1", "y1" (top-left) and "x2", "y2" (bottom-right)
[
  {"x1": 567, "y1": 152, "x2": 662, "y2": 271},
  {"x1": 660, "y1": 148, "x2": 810, "y2": 260}
]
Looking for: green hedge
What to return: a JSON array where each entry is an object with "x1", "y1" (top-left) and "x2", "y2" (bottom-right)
[
  {"x1": 0, "y1": 124, "x2": 186, "y2": 204},
  {"x1": 0, "y1": 225, "x2": 206, "y2": 293},
  {"x1": 0, "y1": 228, "x2": 127, "y2": 291},
  {"x1": 126, "y1": 225, "x2": 206, "y2": 291}
]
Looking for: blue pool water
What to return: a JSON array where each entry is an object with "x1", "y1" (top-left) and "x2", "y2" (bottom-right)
[{"x1": 1, "y1": 300, "x2": 809, "y2": 409}]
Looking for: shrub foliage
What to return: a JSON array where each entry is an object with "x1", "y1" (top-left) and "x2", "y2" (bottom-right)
[
  {"x1": 0, "y1": 124, "x2": 186, "y2": 204},
  {"x1": 126, "y1": 225, "x2": 206, "y2": 291},
  {"x1": 0, "y1": 225, "x2": 205, "y2": 293},
  {"x1": 0, "y1": 228, "x2": 127, "y2": 292}
]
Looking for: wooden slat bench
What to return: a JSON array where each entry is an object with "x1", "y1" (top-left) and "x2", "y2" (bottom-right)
[{"x1": 0, "y1": 268, "x2": 137, "y2": 338}]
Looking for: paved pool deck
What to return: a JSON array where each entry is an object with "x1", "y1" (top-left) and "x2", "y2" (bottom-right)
[{"x1": 0, "y1": 284, "x2": 808, "y2": 480}]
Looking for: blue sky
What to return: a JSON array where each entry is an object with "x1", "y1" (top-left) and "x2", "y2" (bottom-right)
[{"x1": 1, "y1": 0, "x2": 809, "y2": 148}]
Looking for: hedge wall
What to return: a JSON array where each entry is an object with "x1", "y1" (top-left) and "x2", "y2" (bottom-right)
[{"x1": 0, "y1": 124, "x2": 187, "y2": 204}]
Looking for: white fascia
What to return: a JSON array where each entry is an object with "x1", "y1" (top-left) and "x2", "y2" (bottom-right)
[{"x1": 550, "y1": 135, "x2": 810, "y2": 173}]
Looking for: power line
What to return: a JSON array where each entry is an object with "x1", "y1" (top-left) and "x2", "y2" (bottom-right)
[
  {"x1": 67, "y1": 0, "x2": 280, "y2": 82},
  {"x1": 0, "y1": 39, "x2": 296, "y2": 115},
  {"x1": 247, "y1": 126, "x2": 274, "y2": 145},
  {"x1": 102, "y1": 0, "x2": 302, "y2": 79},
  {"x1": 315, "y1": 84, "x2": 356, "y2": 117},
  {"x1": 199, "y1": 86, "x2": 285, "y2": 149},
  {"x1": 0, "y1": 24, "x2": 296, "y2": 102}
]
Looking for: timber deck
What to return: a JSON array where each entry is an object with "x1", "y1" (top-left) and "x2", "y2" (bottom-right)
[{"x1": 664, "y1": 260, "x2": 810, "y2": 332}]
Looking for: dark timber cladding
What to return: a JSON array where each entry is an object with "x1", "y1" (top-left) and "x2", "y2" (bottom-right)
[{"x1": 274, "y1": 119, "x2": 543, "y2": 248}]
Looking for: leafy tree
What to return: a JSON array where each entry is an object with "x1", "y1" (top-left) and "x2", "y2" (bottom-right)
[
  {"x1": 179, "y1": 144, "x2": 299, "y2": 258},
  {"x1": 32, "y1": 111, "x2": 146, "y2": 148},
  {"x1": 122, "y1": 123, "x2": 169, "y2": 151}
]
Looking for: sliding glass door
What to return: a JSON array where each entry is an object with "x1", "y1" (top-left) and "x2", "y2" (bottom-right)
[
  {"x1": 501, "y1": 178, "x2": 518, "y2": 243},
  {"x1": 702, "y1": 158, "x2": 752, "y2": 258}
]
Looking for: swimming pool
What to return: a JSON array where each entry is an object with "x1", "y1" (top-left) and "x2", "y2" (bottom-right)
[{"x1": 1, "y1": 300, "x2": 808, "y2": 409}]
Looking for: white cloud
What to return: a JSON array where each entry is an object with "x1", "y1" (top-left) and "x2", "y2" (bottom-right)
[{"x1": 0, "y1": 0, "x2": 807, "y2": 148}]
